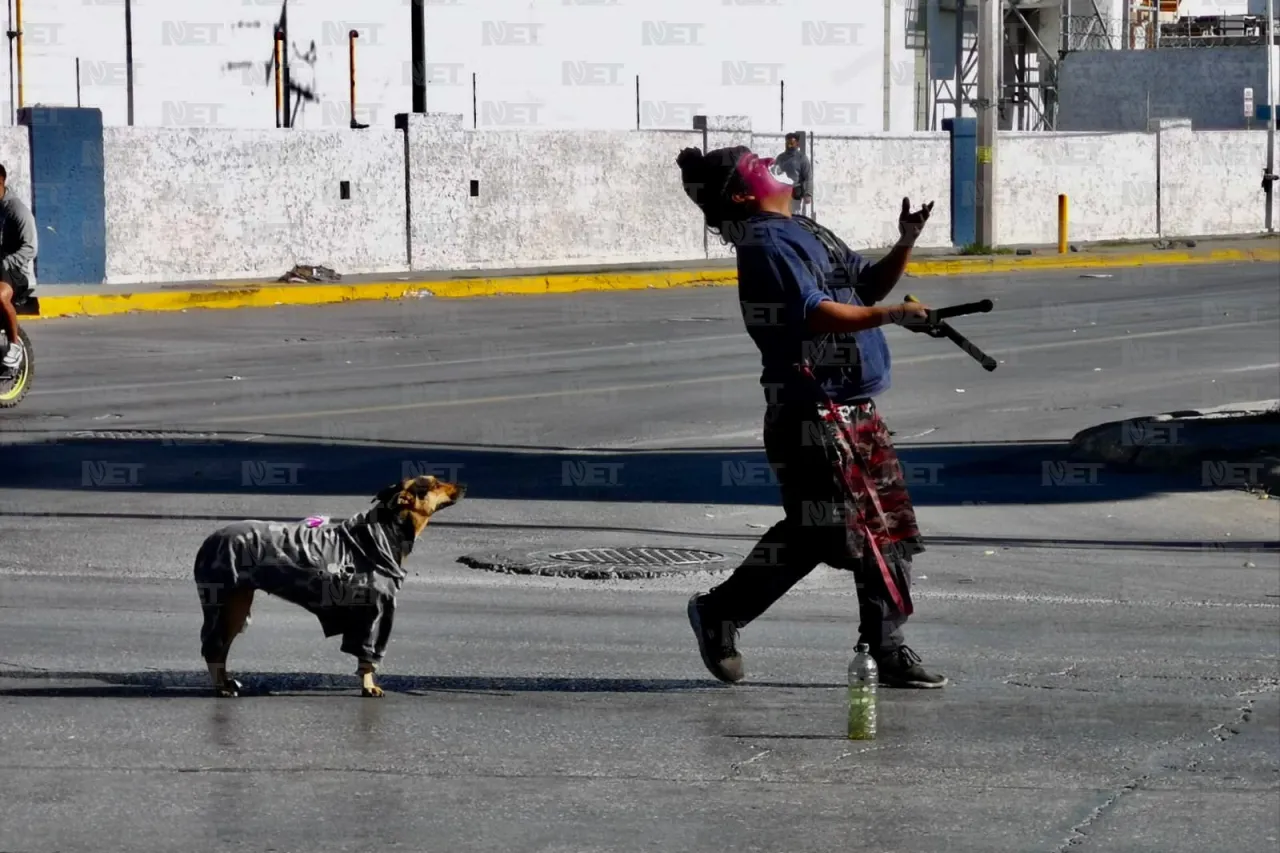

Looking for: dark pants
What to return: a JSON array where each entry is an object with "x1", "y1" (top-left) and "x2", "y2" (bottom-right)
[{"x1": 702, "y1": 404, "x2": 913, "y2": 654}]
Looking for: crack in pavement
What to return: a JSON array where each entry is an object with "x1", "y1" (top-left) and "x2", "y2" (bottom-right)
[
  {"x1": 724, "y1": 748, "x2": 774, "y2": 781},
  {"x1": 1048, "y1": 678, "x2": 1280, "y2": 852}
]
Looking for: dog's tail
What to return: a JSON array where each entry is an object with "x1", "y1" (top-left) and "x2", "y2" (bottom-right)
[{"x1": 193, "y1": 533, "x2": 219, "y2": 580}]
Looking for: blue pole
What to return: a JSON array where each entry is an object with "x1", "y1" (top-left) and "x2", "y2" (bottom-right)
[{"x1": 943, "y1": 116, "x2": 978, "y2": 248}]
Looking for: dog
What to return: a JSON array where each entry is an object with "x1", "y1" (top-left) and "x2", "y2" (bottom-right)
[{"x1": 192, "y1": 474, "x2": 465, "y2": 698}]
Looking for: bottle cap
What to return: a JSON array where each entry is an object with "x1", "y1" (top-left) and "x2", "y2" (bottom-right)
[{"x1": 855, "y1": 643, "x2": 870, "y2": 653}]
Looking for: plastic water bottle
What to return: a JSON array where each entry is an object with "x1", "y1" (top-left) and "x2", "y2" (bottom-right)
[{"x1": 847, "y1": 643, "x2": 878, "y2": 740}]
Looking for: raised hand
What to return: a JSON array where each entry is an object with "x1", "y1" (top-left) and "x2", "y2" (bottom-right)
[{"x1": 898, "y1": 197, "x2": 935, "y2": 244}]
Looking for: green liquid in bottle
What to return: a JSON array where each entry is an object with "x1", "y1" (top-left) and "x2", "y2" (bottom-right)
[{"x1": 847, "y1": 643, "x2": 878, "y2": 740}]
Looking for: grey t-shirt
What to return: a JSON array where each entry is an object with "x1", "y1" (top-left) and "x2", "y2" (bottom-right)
[{"x1": 0, "y1": 191, "x2": 37, "y2": 294}]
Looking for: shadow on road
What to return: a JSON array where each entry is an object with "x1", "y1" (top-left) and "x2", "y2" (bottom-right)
[
  {"x1": 0, "y1": 668, "x2": 842, "y2": 698},
  {"x1": 0, "y1": 509, "x2": 1274, "y2": 553},
  {"x1": 0, "y1": 430, "x2": 1239, "y2": 507}
]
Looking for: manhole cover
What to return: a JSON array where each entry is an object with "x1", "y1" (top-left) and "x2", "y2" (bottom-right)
[
  {"x1": 546, "y1": 547, "x2": 725, "y2": 567},
  {"x1": 65, "y1": 430, "x2": 233, "y2": 444},
  {"x1": 458, "y1": 547, "x2": 735, "y2": 580}
]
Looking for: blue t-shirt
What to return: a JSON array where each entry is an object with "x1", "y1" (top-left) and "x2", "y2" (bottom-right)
[{"x1": 735, "y1": 212, "x2": 891, "y2": 406}]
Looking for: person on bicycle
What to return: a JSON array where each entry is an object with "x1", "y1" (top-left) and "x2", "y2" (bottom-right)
[
  {"x1": 675, "y1": 144, "x2": 948, "y2": 689},
  {"x1": 0, "y1": 162, "x2": 38, "y2": 374}
]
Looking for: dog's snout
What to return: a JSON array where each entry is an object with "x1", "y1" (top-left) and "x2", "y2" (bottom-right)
[{"x1": 454, "y1": 484, "x2": 467, "y2": 499}]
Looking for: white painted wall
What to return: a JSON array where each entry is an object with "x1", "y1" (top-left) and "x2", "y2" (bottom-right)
[
  {"x1": 808, "y1": 132, "x2": 952, "y2": 250},
  {"x1": 0, "y1": 126, "x2": 32, "y2": 209},
  {"x1": 401, "y1": 113, "x2": 706, "y2": 272},
  {"x1": 4, "y1": 0, "x2": 918, "y2": 136},
  {"x1": 1159, "y1": 125, "x2": 1276, "y2": 235},
  {"x1": 86, "y1": 115, "x2": 1276, "y2": 284},
  {"x1": 102, "y1": 125, "x2": 407, "y2": 284},
  {"x1": 996, "y1": 131, "x2": 1159, "y2": 244}
]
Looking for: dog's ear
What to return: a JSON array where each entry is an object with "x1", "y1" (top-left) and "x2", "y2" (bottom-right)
[{"x1": 372, "y1": 482, "x2": 403, "y2": 506}]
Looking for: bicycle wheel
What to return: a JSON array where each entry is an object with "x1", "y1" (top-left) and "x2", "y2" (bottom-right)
[{"x1": 0, "y1": 326, "x2": 34, "y2": 408}]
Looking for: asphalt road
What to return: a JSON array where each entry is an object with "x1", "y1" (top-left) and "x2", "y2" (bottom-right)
[{"x1": 1, "y1": 262, "x2": 1278, "y2": 853}]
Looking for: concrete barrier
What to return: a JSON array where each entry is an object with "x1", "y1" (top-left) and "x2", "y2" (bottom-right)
[
  {"x1": 811, "y1": 132, "x2": 953, "y2": 250},
  {"x1": 0, "y1": 128, "x2": 33, "y2": 210},
  {"x1": 401, "y1": 113, "x2": 707, "y2": 271},
  {"x1": 12, "y1": 108, "x2": 1280, "y2": 286},
  {"x1": 998, "y1": 131, "x2": 1161, "y2": 245},
  {"x1": 103, "y1": 126, "x2": 407, "y2": 284},
  {"x1": 1158, "y1": 124, "x2": 1275, "y2": 238}
]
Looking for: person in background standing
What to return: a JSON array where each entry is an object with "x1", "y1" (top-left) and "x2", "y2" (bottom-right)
[{"x1": 775, "y1": 132, "x2": 813, "y2": 217}]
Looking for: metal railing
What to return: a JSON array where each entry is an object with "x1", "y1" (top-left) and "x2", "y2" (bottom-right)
[{"x1": 1062, "y1": 13, "x2": 1276, "y2": 51}]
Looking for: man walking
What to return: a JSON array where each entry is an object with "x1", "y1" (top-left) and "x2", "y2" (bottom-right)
[
  {"x1": 0, "y1": 163, "x2": 37, "y2": 374},
  {"x1": 775, "y1": 132, "x2": 813, "y2": 217}
]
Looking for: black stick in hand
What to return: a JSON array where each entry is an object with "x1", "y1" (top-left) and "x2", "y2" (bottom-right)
[{"x1": 903, "y1": 294, "x2": 998, "y2": 372}]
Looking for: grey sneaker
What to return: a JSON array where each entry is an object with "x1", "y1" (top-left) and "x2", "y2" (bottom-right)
[
  {"x1": 687, "y1": 593, "x2": 744, "y2": 684},
  {"x1": 0, "y1": 339, "x2": 22, "y2": 374},
  {"x1": 876, "y1": 645, "x2": 948, "y2": 689}
]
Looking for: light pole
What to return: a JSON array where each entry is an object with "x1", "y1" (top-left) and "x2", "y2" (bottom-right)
[
  {"x1": 1266, "y1": 0, "x2": 1276, "y2": 232},
  {"x1": 412, "y1": 0, "x2": 426, "y2": 113},
  {"x1": 975, "y1": 0, "x2": 999, "y2": 247}
]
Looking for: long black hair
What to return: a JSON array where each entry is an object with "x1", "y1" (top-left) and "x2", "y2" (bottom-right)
[{"x1": 675, "y1": 145, "x2": 755, "y2": 246}]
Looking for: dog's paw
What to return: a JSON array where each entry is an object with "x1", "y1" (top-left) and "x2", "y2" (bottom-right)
[
  {"x1": 214, "y1": 678, "x2": 242, "y2": 698},
  {"x1": 361, "y1": 685, "x2": 385, "y2": 698}
]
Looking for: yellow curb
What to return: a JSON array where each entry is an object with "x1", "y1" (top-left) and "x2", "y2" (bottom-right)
[
  {"x1": 29, "y1": 270, "x2": 739, "y2": 320},
  {"x1": 906, "y1": 247, "x2": 1280, "y2": 276},
  {"x1": 26, "y1": 249, "x2": 1280, "y2": 319}
]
